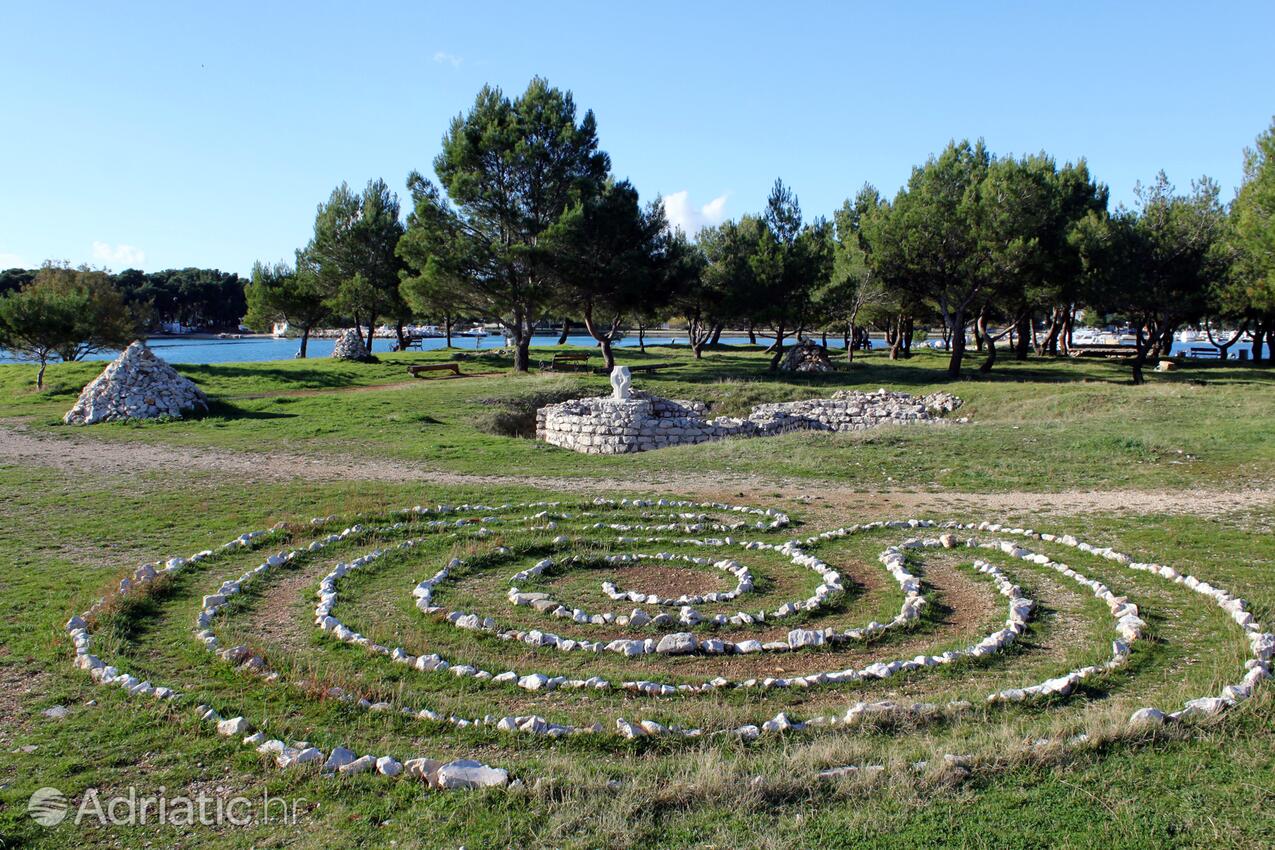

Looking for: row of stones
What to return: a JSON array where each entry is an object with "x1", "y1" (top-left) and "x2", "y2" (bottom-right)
[
  {"x1": 603, "y1": 553, "x2": 750, "y2": 606},
  {"x1": 317, "y1": 529, "x2": 1150, "y2": 743},
  {"x1": 196, "y1": 498, "x2": 801, "y2": 751},
  {"x1": 319, "y1": 530, "x2": 1034, "y2": 705},
  {"x1": 505, "y1": 552, "x2": 751, "y2": 625},
  {"x1": 71, "y1": 502, "x2": 1273, "y2": 786},
  {"x1": 190, "y1": 522, "x2": 513, "y2": 787},
  {"x1": 432, "y1": 536, "x2": 917, "y2": 655},
  {"x1": 238, "y1": 515, "x2": 1271, "y2": 739},
  {"x1": 812, "y1": 519, "x2": 1275, "y2": 779},
  {"x1": 422, "y1": 519, "x2": 1241, "y2": 742},
  {"x1": 69, "y1": 519, "x2": 511, "y2": 790},
  {"x1": 399, "y1": 497, "x2": 790, "y2": 534}
]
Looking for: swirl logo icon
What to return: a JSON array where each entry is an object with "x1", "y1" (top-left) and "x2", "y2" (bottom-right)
[{"x1": 28, "y1": 787, "x2": 68, "y2": 826}]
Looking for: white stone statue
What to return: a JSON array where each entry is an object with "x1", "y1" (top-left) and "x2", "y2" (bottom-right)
[{"x1": 610, "y1": 365, "x2": 632, "y2": 400}]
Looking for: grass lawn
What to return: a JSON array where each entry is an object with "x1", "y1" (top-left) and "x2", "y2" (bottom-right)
[
  {"x1": 0, "y1": 344, "x2": 1272, "y2": 849},
  {"x1": 3, "y1": 344, "x2": 1274, "y2": 491}
]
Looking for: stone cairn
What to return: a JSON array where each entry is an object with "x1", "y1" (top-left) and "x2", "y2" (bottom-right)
[
  {"x1": 64, "y1": 341, "x2": 208, "y2": 425},
  {"x1": 330, "y1": 328, "x2": 369, "y2": 361},
  {"x1": 537, "y1": 367, "x2": 965, "y2": 454},
  {"x1": 64, "y1": 496, "x2": 1271, "y2": 792},
  {"x1": 779, "y1": 339, "x2": 835, "y2": 373}
]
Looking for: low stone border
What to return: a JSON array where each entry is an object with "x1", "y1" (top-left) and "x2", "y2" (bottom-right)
[
  {"x1": 65, "y1": 499, "x2": 1272, "y2": 791},
  {"x1": 423, "y1": 538, "x2": 912, "y2": 655},
  {"x1": 68, "y1": 520, "x2": 510, "y2": 790}
]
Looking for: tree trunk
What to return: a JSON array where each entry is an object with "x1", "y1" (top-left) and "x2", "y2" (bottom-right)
[
  {"x1": 1061, "y1": 306, "x2": 1076, "y2": 356},
  {"x1": 844, "y1": 310, "x2": 859, "y2": 365},
  {"x1": 510, "y1": 309, "x2": 530, "y2": 372},
  {"x1": 1131, "y1": 324, "x2": 1152, "y2": 385},
  {"x1": 582, "y1": 309, "x2": 620, "y2": 370},
  {"x1": 1206, "y1": 319, "x2": 1246, "y2": 362},
  {"x1": 638, "y1": 321, "x2": 646, "y2": 353},
  {"x1": 1244, "y1": 321, "x2": 1262, "y2": 364},
  {"x1": 36, "y1": 357, "x2": 47, "y2": 390},
  {"x1": 395, "y1": 320, "x2": 408, "y2": 351},
  {"x1": 1149, "y1": 323, "x2": 1174, "y2": 359},
  {"x1": 980, "y1": 332, "x2": 997, "y2": 372},
  {"x1": 972, "y1": 318, "x2": 984, "y2": 352},
  {"x1": 514, "y1": 336, "x2": 531, "y2": 371},
  {"x1": 977, "y1": 308, "x2": 995, "y2": 373},
  {"x1": 1014, "y1": 314, "x2": 1031, "y2": 360},
  {"x1": 1039, "y1": 306, "x2": 1063, "y2": 355},
  {"x1": 688, "y1": 313, "x2": 708, "y2": 359},
  {"x1": 888, "y1": 315, "x2": 903, "y2": 360},
  {"x1": 298, "y1": 327, "x2": 310, "y2": 358},
  {"x1": 444, "y1": 314, "x2": 453, "y2": 348},
  {"x1": 557, "y1": 318, "x2": 571, "y2": 345},
  {"x1": 768, "y1": 323, "x2": 787, "y2": 371},
  {"x1": 366, "y1": 322, "x2": 375, "y2": 355},
  {"x1": 710, "y1": 324, "x2": 724, "y2": 346},
  {"x1": 946, "y1": 310, "x2": 967, "y2": 379},
  {"x1": 747, "y1": 321, "x2": 756, "y2": 345},
  {"x1": 901, "y1": 316, "x2": 913, "y2": 357}
]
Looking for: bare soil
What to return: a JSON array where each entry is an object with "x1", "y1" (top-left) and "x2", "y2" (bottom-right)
[{"x1": 4, "y1": 424, "x2": 1272, "y2": 517}]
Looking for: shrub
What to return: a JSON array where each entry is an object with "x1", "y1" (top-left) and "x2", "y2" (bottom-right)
[{"x1": 475, "y1": 381, "x2": 595, "y2": 438}]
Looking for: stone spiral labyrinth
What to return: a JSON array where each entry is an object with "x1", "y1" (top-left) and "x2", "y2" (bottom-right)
[{"x1": 65, "y1": 497, "x2": 1272, "y2": 791}]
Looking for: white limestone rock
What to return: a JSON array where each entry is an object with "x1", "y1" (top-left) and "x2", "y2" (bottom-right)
[
  {"x1": 655, "y1": 632, "x2": 697, "y2": 655},
  {"x1": 64, "y1": 341, "x2": 208, "y2": 425},
  {"x1": 435, "y1": 759, "x2": 508, "y2": 789},
  {"x1": 216, "y1": 716, "x2": 252, "y2": 736},
  {"x1": 330, "y1": 328, "x2": 369, "y2": 361}
]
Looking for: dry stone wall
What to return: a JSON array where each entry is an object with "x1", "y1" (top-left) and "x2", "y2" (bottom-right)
[{"x1": 536, "y1": 389, "x2": 964, "y2": 454}]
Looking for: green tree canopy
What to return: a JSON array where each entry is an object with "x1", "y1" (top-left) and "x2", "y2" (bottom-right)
[
  {"x1": 0, "y1": 264, "x2": 139, "y2": 388},
  {"x1": 539, "y1": 180, "x2": 678, "y2": 368},
  {"x1": 1221, "y1": 117, "x2": 1275, "y2": 362},
  {"x1": 306, "y1": 178, "x2": 406, "y2": 350},
  {"x1": 242, "y1": 258, "x2": 330, "y2": 357},
  {"x1": 398, "y1": 78, "x2": 611, "y2": 371}
]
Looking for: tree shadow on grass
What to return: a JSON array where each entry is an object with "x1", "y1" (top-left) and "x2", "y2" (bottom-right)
[
  {"x1": 630, "y1": 346, "x2": 1275, "y2": 391},
  {"x1": 196, "y1": 400, "x2": 296, "y2": 421},
  {"x1": 181, "y1": 364, "x2": 367, "y2": 389}
]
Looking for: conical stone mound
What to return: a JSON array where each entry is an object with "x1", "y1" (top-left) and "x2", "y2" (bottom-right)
[
  {"x1": 779, "y1": 339, "x2": 834, "y2": 373},
  {"x1": 64, "y1": 341, "x2": 209, "y2": 425},
  {"x1": 331, "y1": 328, "x2": 369, "y2": 361}
]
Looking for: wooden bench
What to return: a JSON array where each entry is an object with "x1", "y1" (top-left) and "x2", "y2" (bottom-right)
[
  {"x1": 546, "y1": 352, "x2": 591, "y2": 372},
  {"x1": 407, "y1": 363, "x2": 461, "y2": 378}
]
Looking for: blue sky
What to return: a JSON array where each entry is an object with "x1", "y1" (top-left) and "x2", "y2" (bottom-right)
[{"x1": 2, "y1": 1, "x2": 1272, "y2": 275}]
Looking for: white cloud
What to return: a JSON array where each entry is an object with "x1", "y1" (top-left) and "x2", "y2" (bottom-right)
[
  {"x1": 0, "y1": 251, "x2": 26, "y2": 269},
  {"x1": 662, "y1": 190, "x2": 729, "y2": 238},
  {"x1": 91, "y1": 241, "x2": 146, "y2": 268},
  {"x1": 433, "y1": 51, "x2": 463, "y2": 68}
]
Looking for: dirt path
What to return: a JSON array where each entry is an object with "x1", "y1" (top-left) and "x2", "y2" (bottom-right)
[{"x1": 3, "y1": 424, "x2": 1272, "y2": 517}]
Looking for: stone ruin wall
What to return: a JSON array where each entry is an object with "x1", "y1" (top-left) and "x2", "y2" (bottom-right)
[{"x1": 536, "y1": 390, "x2": 963, "y2": 455}]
